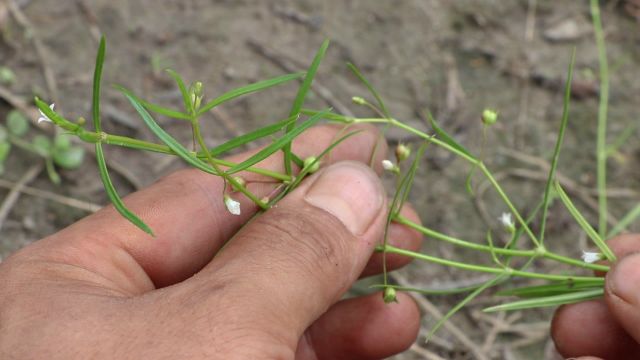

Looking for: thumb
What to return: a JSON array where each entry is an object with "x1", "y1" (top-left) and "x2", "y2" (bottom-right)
[
  {"x1": 191, "y1": 161, "x2": 387, "y2": 340},
  {"x1": 605, "y1": 251, "x2": 640, "y2": 342}
]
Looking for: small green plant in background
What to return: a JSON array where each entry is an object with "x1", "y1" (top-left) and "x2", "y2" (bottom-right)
[
  {"x1": 32, "y1": 0, "x2": 639, "y2": 343},
  {"x1": 1, "y1": 107, "x2": 85, "y2": 182}
]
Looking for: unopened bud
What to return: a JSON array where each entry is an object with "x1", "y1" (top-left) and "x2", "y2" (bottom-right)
[
  {"x1": 303, "y1": 156, "x2": 320, "y2": 173},
  {"x1": 382, "y1": 159, "x2": 399, "y2": 174},
  {"x1": 190, "y1": 81, "x2": 204, "y2": 110},
  {"x1": 395, "y1": 143, "x2": 411, "y2": 162},
  {"x1": 383, "y1": 287, "x2": 398, "y2": 304},
  {"x1": 352, "y1": 96, "x2": 366, "y2": 105},
  {"x1": 481, "y1": 109, "x2": 498, "y2": 125},
  {"x1": 231, "y1": 176, "x2": 246, "y2": 192},
  {"x1": 76, "y1": 117, "x2": 86, "y2": 126}
]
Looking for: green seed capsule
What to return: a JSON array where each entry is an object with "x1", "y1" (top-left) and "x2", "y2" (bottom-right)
[
  {"x1": 303, "y1": 156, "x2": 320, "y2": 173},
  {"x1": 351, "y1": 96, "x2": 366, "y2": 105},
  {"x1": 383, "y1": 287, "x2": 397, "y2": 304},
  {"x1": 482, "y1": 109, "x2": 498, "y2": 125},
  {"x1": 395, "y1": 143, "x2": 411, "y2": 162}
]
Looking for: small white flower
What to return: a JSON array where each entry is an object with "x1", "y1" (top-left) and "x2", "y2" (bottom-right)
[
  {"x1": 382, "y1": 159, "x2": 395, "y2": 171},
  {"x1": 581, "y1": 251, "x2": 601, "y2": 264},
  {"x1": 498, "y1": 212, "x2": 514, "y2": 229},
  {"x1": 38, "y1": 103, "x2": 55, "y2": 124},
  {"x1": 224, "y1": 195, "x2": 241, "y2": 216}
]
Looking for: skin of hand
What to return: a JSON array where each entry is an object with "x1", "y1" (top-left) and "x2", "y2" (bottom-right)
[
  {"x1": 0, "y1": 124, "x2": 423, "y2": 360},
  {"x1": 552, "y1": 234, "x2": 640, "y2": 360}
]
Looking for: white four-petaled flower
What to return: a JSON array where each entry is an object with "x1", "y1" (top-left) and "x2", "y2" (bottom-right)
[
  {"x1": 382, "y1": 159, "x2": 395, "y2": 171},
  {"x1": 38, "y1": 103, "x2": 55, "y2": 124},
  {"x1": 224, "y1": 195, "x2": 241, "y2": 216},
  {"x1": 581, "y1": 251, "x2": 601, "y2": 264},
  {"x1": 498, "y1": 212, "x2": 514, "y2": 230}
]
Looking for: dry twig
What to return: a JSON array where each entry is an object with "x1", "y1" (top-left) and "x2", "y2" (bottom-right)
[{"x1": 0, "y1": 164, "x2": 42, "y2": 233}]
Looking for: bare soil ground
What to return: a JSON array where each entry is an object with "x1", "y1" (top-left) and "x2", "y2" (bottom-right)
[{"x1": 1, "y1": 1, "x2": 639, "y2": 359}]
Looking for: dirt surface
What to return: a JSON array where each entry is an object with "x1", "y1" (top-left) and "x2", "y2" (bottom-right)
[{"x1": 1, "y1": 0, "x2": 639, "y2": 359}]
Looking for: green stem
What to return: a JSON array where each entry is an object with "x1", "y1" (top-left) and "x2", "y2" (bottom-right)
[
  {"x1": 191, "y1": 119, "x2": 267, "y2": 209},
  {"x1": 394, "y1": 214, "x2": 609, "y2": 272},
  {"x1": 347, "y1": 116, "x2": 542, "y2": 248},
  {"x1": 591, "y1": 0, "x2": 609, "y2": 238},
  {"x1": 380, "y1": 244, "x2": 603, "y2": 283},
  {"x1": 38, "y1": 108, "x2": 291, "y2": 182}
]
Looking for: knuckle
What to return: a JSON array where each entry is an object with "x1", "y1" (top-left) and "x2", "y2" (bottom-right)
[{"x1": 249, "y1": 206, "x2": 354, "y2": 286}]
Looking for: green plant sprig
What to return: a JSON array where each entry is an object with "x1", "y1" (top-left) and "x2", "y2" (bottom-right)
[
  {"x1": 33, "y1": 98, "x2": 291, "y2": 182},
  {"x1": 35, "y1": 6, "x2": 630, "y2": 344}
]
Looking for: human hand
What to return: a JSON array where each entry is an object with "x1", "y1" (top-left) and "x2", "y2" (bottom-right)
[
  {"x1": 0, "y1": 124, "x2": 422, "y2": 359},
  {"x1": 553, "y1": 234, "x2": 640, "y2": 359}
]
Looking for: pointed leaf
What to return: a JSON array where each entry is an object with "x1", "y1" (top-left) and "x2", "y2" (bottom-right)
[
  {"x1": 121, "y1": 91, "x2": 216, "y2": 175},
  {"x1": 165, "y1": 69, "x2": 193, "y2": 114},
  {"x1": 207, "y1": 116, "x2": 297, "y2": 157},
  {"x1": 284, "y1": 39, "x2": 330, "y2": 175},
  {"x1": 197, "y1": 73, "x2": 305, "y2": 116},
  {"x1": 227, "y1": 110, "x2": 328, "y2": 175},
  {"x1": 427, "y1": 275, "x2": 504, "y2": 342},
  {"x1": 346, "y1": 62, "x2": 389, "y2": 117},
  {"x1": 427, "y1": 112, "x2": 473, "y2": 159},
  {"x1": 92, "y1": 37, "x2": 106, "y2": 132},
  {"x1": 555, "y1": 181, "x2": 616, "y2": 262},
  {"x1": 116, "y1": 86, "x2": 190, "y2": 120},
  {"x1": 484, "y1": 288, "x2": 603, "y2": 312},
  {"x1": 539, "y1": 49, "x2": 575, "y2": 244},
  {"x1": 497, "y1": 281, "x2": 603, "y2": 298},
  {"x1": 96, "y1": 143, "x2": 153, "y2": 235}
]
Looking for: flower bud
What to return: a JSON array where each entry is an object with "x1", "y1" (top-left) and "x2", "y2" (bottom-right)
[
  {"x1": 395, "y1": 143, "x2": 411, "y2": 162},
  {"x1": 351, "y1": 96, "x2": 366, "y2": 105},
  {"x1": 481, "y1": 109, "x2": 498, "y2": 125},
  {"x1": 382, "y1": 159, "x2": 399, "y2": 174},
  {"x1": 231, "y1": 176, "x2": 246, "y2": 192},
  {"x1": 383, "y1": 287, "x2": 398, "y2": 304},
  {"x1": 190, "y1": 81, "x2": 204, "y2": 110},
  {"x1": 303, "y1": 156, "x2": 320, "y2": 173}
]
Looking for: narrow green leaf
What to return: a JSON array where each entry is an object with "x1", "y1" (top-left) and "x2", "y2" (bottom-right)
[
  {"x1": 484, "y1": 288, "x2": 604, "y2": 312},
  {"x1": 395, "y1": 142, "x2": 428, "y2": 217},
  {"x1": 497, "y1": 281, "x2": 603, "y2": 298},
  {"x1": 115, "y1": 86, "x2": 191, "y2": 120},
  {"x1": 427, "y1": 112, "x2": 473, "y2": 159},
  {"x1": 427, "y1": 275, "x2": 504, "y2": 342},
  {"x1": 122, "y1": 91, "x2": 217, "y2": 175},
  {"x1": 284, "y1": 39, "x2": 330, "y2": 175},
  {"x1": 609, "y1": 203, "x2": 640, "y2": 238},
  {"x1": 208, "y1": 116, "x2": 297, "y2": 157},
  {"x1": 555, "y1": 181, "x2": 616, "y2": 261},
  {"x1": 90, "y1": 37, "x2": 152, "y2": 235},
  {"x1": 165, "y1": 69, "x2": 193, "y2": 114},
  {"x1": 346, "y1": 62, "x2": 389, "y2": 117},
  {"x1": 96, "y1": 143, "x2": 153, "y2": 235},
  {"x1": 539, "y1": 49, "x2": 576, "y2": 244},
  {"x1": 197, "y1": 73, "x2": 305, "y2": 116},
  {"x1": 92, "y1": 37, "x2": 106, "y2": 132},
  {"x1": 227, "y1": 110, "x2": 328, "y2": 175},
  {"x1": 370, "y1": 283, "x2": 482, "y2": 296}
]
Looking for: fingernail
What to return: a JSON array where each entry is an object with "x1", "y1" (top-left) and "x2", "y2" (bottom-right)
[
  {"x1": 607, "y1": 252, "x2": 640, "y2": 305},
  {"x1": 305, "y1": 162, "x2": 384, "y2": 235}
]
